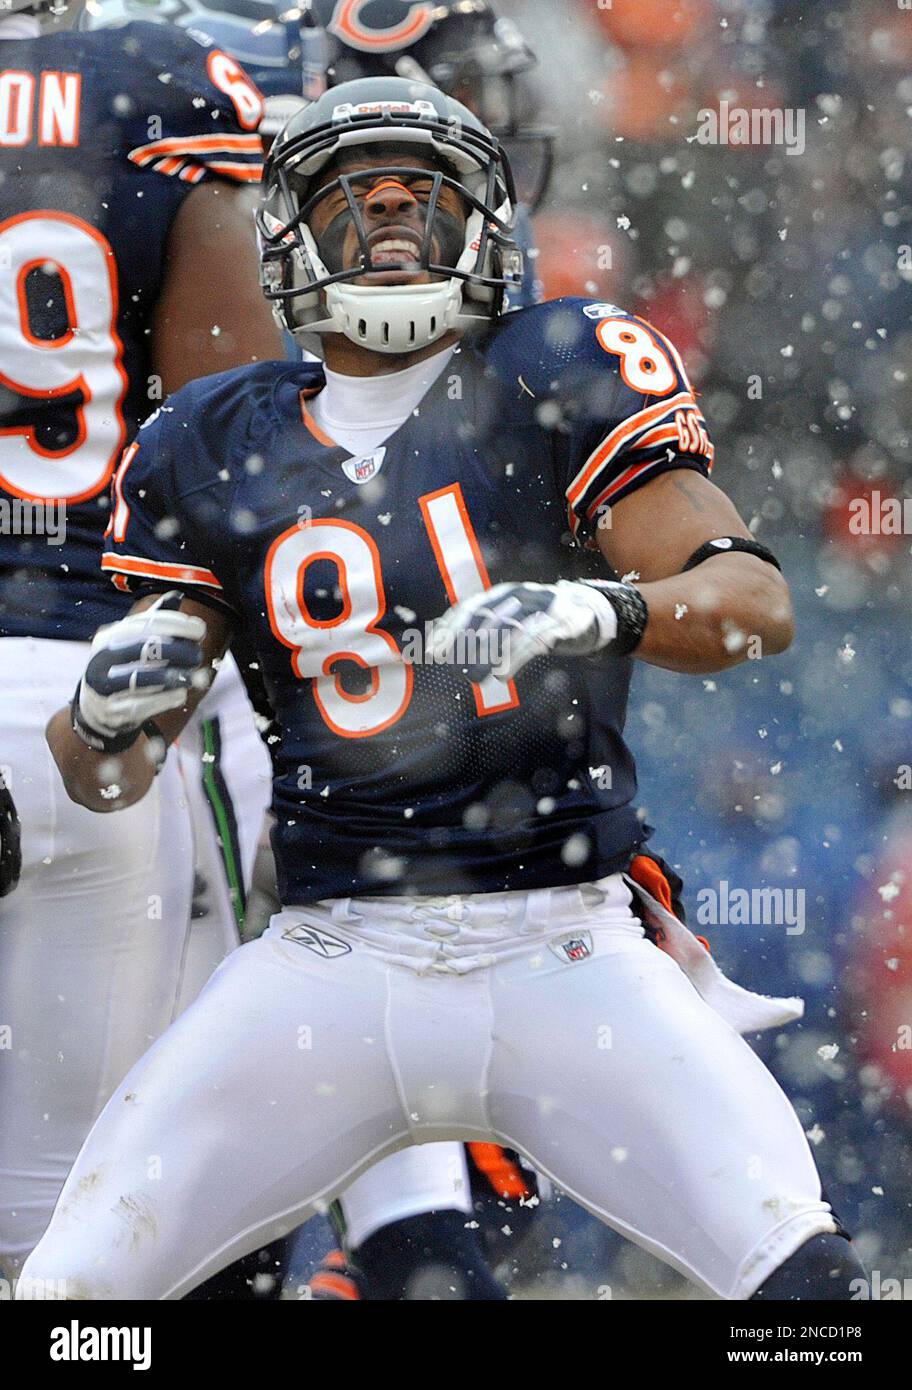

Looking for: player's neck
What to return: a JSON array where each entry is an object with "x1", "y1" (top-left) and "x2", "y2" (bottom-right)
[{"x1": 322, "y1": 329, "x2": 461, "y2": 378}]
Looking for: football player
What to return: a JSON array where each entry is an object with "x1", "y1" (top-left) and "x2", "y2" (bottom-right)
[
  {"x1": 20, "y1": 79, "x2": 865, "y2": 1301},
  {"x1": 89, "y1": 0, "x2": 545, "y2": 1299},
  {"x1": 0, "y1": 0, "x2": 282, "y2": 1279},
  {"x1": 291, "y1": 0, "x2": 553, "y2": 1300}
]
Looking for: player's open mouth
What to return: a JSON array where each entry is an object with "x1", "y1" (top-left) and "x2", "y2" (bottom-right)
[{"x1": 357, "y1": 226, "x2": 432, "y2": 284}]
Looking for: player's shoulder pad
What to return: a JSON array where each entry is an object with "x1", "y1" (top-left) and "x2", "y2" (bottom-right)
[
  {"x1": 482, "y1": 296, "x2": 696, "y2": 418},
  {"x1": 483, "y1": 297, "x2": 639, "y2": 382},
  {"x1": 120, "y1": 19, "x2": 234, "y2": 88},
  {"x1": 137, "y1": 359, "x2": 294, "y2": 480}
]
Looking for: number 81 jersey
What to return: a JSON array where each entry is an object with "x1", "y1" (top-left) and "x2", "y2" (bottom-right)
[
  {"x1": 105, "y1": 297, "x2": 714, "y2": 902},
  {"x1": 0, "y1": 21, "x2": 264, "y2": 640}
]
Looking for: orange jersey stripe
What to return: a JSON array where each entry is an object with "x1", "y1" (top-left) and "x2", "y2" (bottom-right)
[
  {"x1": 468, "y1": 1143, "x2": 531, "y2": 1202},
  {"x1": 299, "y1": 394, "x2": 337, "y2": 448},
  {"x1": 309, "y1": 1271, "x2": 360, "y2": 1301},
  {"x1": 566, "y1": 392, "x2": 694, "y2": 508},
  {"x1": 129, "y1": 132, "x2": 263, "y2": 160},
  {"x1": 584, "y1": 455, "x2": 670, "y2": 521},
  {"x1": 632, "y1": 424, "x2": 680, "y2": 453},
  {"x1": 205, "y1": 161, "x2": 263, "y2": 181},
  {"x1": 102, "y1": 553, "x2": 222, "y2": 589}
]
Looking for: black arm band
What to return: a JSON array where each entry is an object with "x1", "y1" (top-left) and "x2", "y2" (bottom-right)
[
  {"x1": 579, "y1": 580, "x2": 649, "y2": 657},
  {"x1": 681, "y1": 537, "x2": 782, "y2": 574}
]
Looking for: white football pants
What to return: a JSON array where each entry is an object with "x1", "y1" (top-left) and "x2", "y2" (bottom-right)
[
  {"x1": 172, "y1": 653, "x2": 272, "y2": 1013},
  {"x1": 180, "y1": 659, "x2": 471, "y2": 1249},
  {"x1": 0, "y1": 637, "x2": 194, "y2": 1274},
  {"x1": 18, "y1": 874, "x2": 834, "y2": 1300}
]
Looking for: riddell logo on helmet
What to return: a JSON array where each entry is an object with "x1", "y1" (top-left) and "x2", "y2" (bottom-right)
[{"x1": 332, "y1": 100, "x2": 437, "y2": 121}]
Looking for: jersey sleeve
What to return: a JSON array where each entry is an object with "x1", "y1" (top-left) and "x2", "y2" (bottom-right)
[
  {"x1": 533, "y1": 301, "x2": 714, "y2": 542},
  {"x1": 101, "y1": 399, "x2": 233, "y2": 612},
  {"x1": 123, "y1": 22, "x2": 265, "y2": 188}
]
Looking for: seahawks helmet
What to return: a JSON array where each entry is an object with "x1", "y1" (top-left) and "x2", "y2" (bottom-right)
[
  {"x1": 79, "y1": 0, "x2": 321, "y2": 131},
  {"x1": 257, "y1": 76, "x2": 523, "y2": 354},
  {"x1": 301, "y1": 0, "x2": 554, "y2": 210}
]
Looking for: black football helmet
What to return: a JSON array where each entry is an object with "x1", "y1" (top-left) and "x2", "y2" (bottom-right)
[
  {"x1": 300, "y1": 0, "x2": 554, "y2": 210},
  {"x1": 257, "y1": 75, "x2": 523, "y2": 354}
]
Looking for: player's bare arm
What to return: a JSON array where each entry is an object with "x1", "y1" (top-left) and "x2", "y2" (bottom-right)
[
  {"x1": 431, "y1": 466, "x2": 792, "y2": 685},
  {"x1": 597, "y1": 468, "x2": 794, "y2": 674},
  {"x1": 152, "y1": 182, "x2": 284, "y2": 393},
  {"x1": 46, "y1": 595, "x2": 233, "y2": 813}
]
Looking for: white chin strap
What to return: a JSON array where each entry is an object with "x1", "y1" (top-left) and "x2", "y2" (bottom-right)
[{"x1": 324, "y1": 280, "x2": 463, "y2": 354}]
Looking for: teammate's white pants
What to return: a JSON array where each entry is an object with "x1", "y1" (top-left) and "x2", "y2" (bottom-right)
[
  {"x1": 0, "y1": 637, "x2": 194, "y2": 1274},
  {"x1": 19, "y1": 874, "x2": 835, "y2": 1300},
  {"x1": 174, "y1": 654, "x2": 272, "y2": 1012},
  {"x1": 339, "y1": 1144, "x2": 471, "y2": 1251}
]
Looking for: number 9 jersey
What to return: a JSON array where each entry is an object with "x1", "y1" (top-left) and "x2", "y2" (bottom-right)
[
  {"x1": 0, "y1": 20, "x2": 265, "y2": 641},
  {"x1": 104, "y1": 297, "x2": 714, "y2": 903}
]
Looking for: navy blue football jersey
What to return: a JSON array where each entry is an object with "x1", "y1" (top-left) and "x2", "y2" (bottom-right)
[
  {"x1": 0, "y1": 22, "x2": 265, "y2": 641},
  {"x1": 104, "y1": 298, "x2": 713, "y2": 901}
]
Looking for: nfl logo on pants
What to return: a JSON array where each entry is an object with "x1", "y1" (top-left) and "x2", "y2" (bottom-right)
[{"x1": 550, "y1": 932, "x2": 593, "y2": 963}]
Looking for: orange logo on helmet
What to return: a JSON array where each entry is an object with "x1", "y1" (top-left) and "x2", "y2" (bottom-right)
[{"x1": 329, "y1": 0, "x2": 435, "y2": 53}]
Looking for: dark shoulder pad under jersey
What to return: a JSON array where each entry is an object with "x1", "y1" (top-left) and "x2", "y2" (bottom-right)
[{"x1": 101, "y1": 360, "x2": 292, "y2": 608}]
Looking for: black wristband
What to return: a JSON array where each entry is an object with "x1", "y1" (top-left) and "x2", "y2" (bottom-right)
[
  {"x1": 580, "y1": 580, "x2": 649, "y2": 657},
  {"x1": 70, "y1": 683, "x2": 142, "y2": 756},
  {"x1": 681, "y1": 536, "x2": 782, "y2": 574}
]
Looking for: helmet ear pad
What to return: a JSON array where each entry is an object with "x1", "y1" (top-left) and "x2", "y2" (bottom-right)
[{"x1": 459, "y1": 210, "x2": 492, "y2": 305}]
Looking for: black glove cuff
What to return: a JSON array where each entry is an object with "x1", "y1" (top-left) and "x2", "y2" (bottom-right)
[
  {"x1": 580, "y1": 581, "x2": 649, "y2": 657},
  {"x1": 70, "y1": 683, "x2": 142, "y2": 755},
  {"x1": 681, "y1": 537, "x2": 782, "y2": 574}
]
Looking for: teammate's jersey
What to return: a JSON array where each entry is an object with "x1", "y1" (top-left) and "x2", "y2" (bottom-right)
[
  {"x1": 104, "y1": 297, "x2": 714, "y2": 902},
  {"x1": 0, "y1": 22, "x2": 265, "y2": 641}
]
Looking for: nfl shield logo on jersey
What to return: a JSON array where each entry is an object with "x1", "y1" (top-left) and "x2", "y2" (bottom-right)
[
  {"x1": 549, "y1": 932, "x2": 593, "y2": 964},
  {"x1": 343, "y1": 447, "x2": 387, "y2": 485}
]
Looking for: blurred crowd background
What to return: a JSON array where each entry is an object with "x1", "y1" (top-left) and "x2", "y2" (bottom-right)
[{"x1": 470, "y1": 0, "x2": 912, "y2": 1297}]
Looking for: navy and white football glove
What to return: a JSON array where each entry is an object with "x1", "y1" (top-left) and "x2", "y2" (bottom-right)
[
  {"x1": 72, "y1": 592, "x2": 210, "y2": 754},
  {"x1": 0, "y1": 773, "x2": 21, "y2": 898},
  {"x1": 428, "y1": 579, "x2": 648, "y2": 682}
]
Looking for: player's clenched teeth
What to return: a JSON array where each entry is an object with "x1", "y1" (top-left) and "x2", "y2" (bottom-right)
[{"x1": 371, "y1": 238, "x2": 422, "y2": 266}]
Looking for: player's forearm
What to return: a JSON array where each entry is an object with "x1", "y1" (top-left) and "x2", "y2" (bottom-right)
[
  {"x1": 633, "y1": 555, "x2": 794, "y2": 674},
  {"x1": 46, "y1": 708, "x2": 158, "y2": 812}
]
